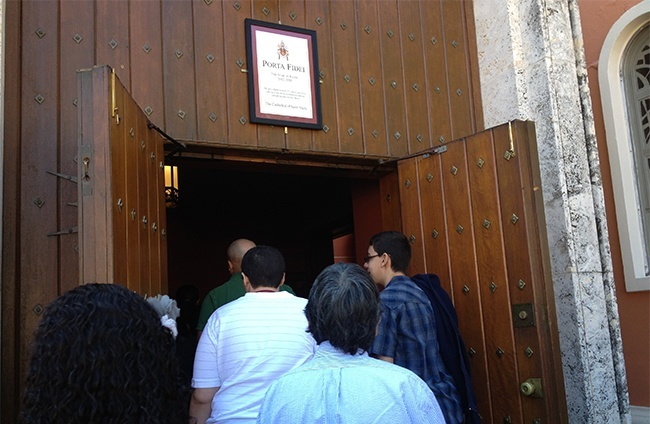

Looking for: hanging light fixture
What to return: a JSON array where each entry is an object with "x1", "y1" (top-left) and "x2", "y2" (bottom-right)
[{"x1": 164, "y1": 165, "x2": 179, "y2": 208}]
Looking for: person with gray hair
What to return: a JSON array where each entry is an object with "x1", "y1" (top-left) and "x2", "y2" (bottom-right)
[{"x1": 256, "y1": 262, "x2": 445, "y2": 424}]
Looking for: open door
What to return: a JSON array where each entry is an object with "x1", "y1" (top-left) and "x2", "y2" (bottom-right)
[
  {"x1": 77, "y1": 66, "x2": 168, "y2": 295},
  {"x1": 381, "y1": 121, "x2": 568, "y2": 423}
]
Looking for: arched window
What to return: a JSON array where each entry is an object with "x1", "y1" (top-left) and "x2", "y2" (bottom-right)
[
  {"x1": 600, "y1": 4, "x2": 650, "y2": 291},
  {"x1": 623, "y1": 25, "x2": 650, "y2": 272}
]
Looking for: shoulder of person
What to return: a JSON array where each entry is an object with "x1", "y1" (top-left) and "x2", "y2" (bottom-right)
[
  {"x1": 206, "y1": 282, "x2": 230, "y2": 299},
  {"x1": 380, "y1": 360, "x2": 435, "y2": 389},
  {"x1": 280, "y1": 292, "x2": 308, "y2": 305},
  {"x1": 279, "y1": 284, "x2": 295, "y2": 294}
]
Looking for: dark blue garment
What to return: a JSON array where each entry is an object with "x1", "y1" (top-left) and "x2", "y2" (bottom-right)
[
  {"x1": 370, "y1": 275, "x2": 463, "y2": 424},
  {"x1": 412, "y1": 273, "x2": 481, "y2": 424}
]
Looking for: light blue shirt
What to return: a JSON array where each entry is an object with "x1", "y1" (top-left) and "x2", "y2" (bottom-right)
[{"x1": 257, "y1": 341, "x2": 446, "y2": 424}]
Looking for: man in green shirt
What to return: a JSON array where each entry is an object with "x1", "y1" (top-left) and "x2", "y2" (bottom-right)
[{"x1": 196, "y1": 238, "x2": 295, "y2": 338}]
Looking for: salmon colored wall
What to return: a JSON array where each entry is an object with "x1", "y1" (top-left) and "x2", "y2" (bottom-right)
[
  {"x1": 351, "y1": 180, "x2": 383, "y2": 267},
  {"x1": 579, "y1": 0, "x2": 649, "y2": 407}
]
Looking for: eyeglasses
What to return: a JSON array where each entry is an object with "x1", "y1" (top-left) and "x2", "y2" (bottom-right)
[{"x1": 364, "y1": 254, "x2": 380, "y2": 263}]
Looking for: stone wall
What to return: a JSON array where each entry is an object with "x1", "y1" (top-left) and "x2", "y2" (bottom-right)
[{"x1": 473, "y1": 0, "x2": 629, "y2": 422}]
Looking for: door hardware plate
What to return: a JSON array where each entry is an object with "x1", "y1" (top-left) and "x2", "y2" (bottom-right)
[{"x1": 512, "y1": 303, "x2": 535, "y2": 327}]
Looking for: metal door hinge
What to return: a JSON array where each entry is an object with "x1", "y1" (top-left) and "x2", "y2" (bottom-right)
[
  {"x1": 432, "y1": 145, "x2": 447, "y2": 155},
  {"x1": 48, "y1": 226, "x2": 78, "y2": 237},
  {"x1": 47, "y1": 171, "x2": 78, "y2": 183}
]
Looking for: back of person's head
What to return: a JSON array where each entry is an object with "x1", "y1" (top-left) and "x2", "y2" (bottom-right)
[
  {"x1": 306, "y1": 263, "x2": 381, "y2": 355},
  {"x1": 227, "y1": 238, "x2": 256, "y2": 269},
  {"x1": 21, "y1": 283, "x2": 191, "y2": 424},
  {"x1": 241, "y1": 245, "x2": 285, "y2": 288},
  {"x1": 369, "y1": 231, "x2": 411, "y2": 272}
]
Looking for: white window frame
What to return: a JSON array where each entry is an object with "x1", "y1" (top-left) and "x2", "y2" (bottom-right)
[{"x1": 599, "y1": 2, "x2": 650, "y2": 292}]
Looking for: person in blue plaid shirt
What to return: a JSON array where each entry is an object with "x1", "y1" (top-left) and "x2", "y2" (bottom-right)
[{"x1": 365, "y1": 231, "x2": 463, "y2": 424}]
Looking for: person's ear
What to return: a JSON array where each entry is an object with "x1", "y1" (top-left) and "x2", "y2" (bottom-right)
[
  {"x1": 278, "y1": 273, "x2": 286, "y2": 287},
  {"x1": 227, "y1": 259, "x2": 234, "y2": 274},
  {"x1": 380, "y1": 253, "x2": 390, "y2": 268},
  {"x1": 242, "y1": 272, "x2": 252, "y2": 291}
]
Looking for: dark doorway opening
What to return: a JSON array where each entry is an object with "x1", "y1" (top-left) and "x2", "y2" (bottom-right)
[{"x1": 166, "y1": 159, "x2": 382, "y2": 301}]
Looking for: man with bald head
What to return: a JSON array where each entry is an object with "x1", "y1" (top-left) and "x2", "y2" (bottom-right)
[{"x1": 196, "y1": 238, "x2": 295, "y2": 337}]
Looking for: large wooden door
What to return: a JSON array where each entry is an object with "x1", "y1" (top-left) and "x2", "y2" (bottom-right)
[
  {"x1": 77, "y1": 66, "x2": 168, "y2": 295},
  {"x1": 383, "y1": 121, "x2": 567, "y2": 423}
]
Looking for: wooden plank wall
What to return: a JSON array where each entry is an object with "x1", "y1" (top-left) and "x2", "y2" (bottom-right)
[{"x1": 2, "y1": 0, "x2": 482, "y2": 420}]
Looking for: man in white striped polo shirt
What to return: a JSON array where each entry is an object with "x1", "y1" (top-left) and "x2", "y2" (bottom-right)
[{"x1": 190, "y1": 245, "x2": 317, "y2": 424}]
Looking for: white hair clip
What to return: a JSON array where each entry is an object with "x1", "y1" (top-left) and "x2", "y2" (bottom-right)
[
  {"x1": 145, "y1": 294, "x2": 181, "y2": 339},
  {"x1": 160, "y1": 314, "x2": 179, "y2": 338}
]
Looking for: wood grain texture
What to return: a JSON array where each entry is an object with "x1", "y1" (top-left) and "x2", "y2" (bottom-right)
[
  {"x1": 3, "y1": 2, "x2": 484, "y2": 422},
  {"x1": 395, "y1": 122, "x2": 567, "y2": 423}
]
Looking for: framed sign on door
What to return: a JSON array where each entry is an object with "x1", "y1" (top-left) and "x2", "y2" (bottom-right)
[{"x1": 245, "y1": 18, "x2": 323, "y2": 130}]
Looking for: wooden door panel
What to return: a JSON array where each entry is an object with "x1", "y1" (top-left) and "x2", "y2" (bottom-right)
[
  {"x1": 78, "y1": 66, "x2": 168, "y2": 296},
  {"x1": 396, "y1": 121, "x2": 566, "y2": 423},
  {"x1": 492, "y1": 124, "x2": 541, "y2": 422},
  {"x1": 129, "y1": 0, "x2": 165, "y2": 126},
  {"x1": 20, "y1": 1, "x2": 60, "y2": 403},
  {"x1": 161, "y1": 0, "x2": 197, "y2": 140},
  {"x1": 78, "y1": 68, "x2": 111, "y2": 282},
  {"x1": 156, "y1": 136, "x2": 169, "y2": 293},
  {"x1": 145, "y1": 119, "x2": 168, "y2": 295},
  {"x1": 192, "y1": 0, "x2": 227, "y2": 142},
  {"x1": 438, "y1": 139, "x2": 493, "y2": 421},
  {"x1": 378, "y1": 0, "x2": 408, "y2": 158},
  {"x1": 466, "y1": 128, "x2": 523, "y2": 423},
  {"x1": 356, "y1": 0, "x2": 387, "y2": 157},
  {"x1": 96, "y1": 1, "x2": 130, "y2": 88},
  {"x1": 441, "y1": 0, "x2": 474, "y2": 140},
  {"x1": 330, "y1": 1, "x2": 363, "y2": 154},
  {"x1": 399, "y1": 1, "x2": 430, "y2": 156},
  {"x1": 379, "y1": 172, "x2": 402, "y2": 231},
  {"x1": 122, "y1": 80, "x2": 141, "y2": 290},
  {"x1": 135, "y1": 103, "x2": 151, "y2": 295},
  {"x1": 111, "y1": 72, "x2": 129, "y2": 286},
  {"x1": 398, "y1": 158, "x2": 425, "y2": 273},
  {"x1": 60, "y1": 0, "x2": 93, "y2": 295},
  {"x1": 417, "y1": 152, "x2": 451, "y2": 294},
  {"x1": 304, "y1": 1, "x2": 338, "y2": 153},
  {"x1": 400, "y1": 146, "x2": 492, "y2": 420},
  {"x1": 222, "y1": 1, "x2": 257, "y2": 146},
  {"x1": 422, "y1": 3, "x2": 451, "y2": 149},
  {"x1": 495, "y1": 123, "x2": 567, "y2": 422}
]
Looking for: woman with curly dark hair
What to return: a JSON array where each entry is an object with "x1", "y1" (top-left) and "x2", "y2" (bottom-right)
[{"x1": 21, "y1": 283, "x2": 192, "y2": 424}]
